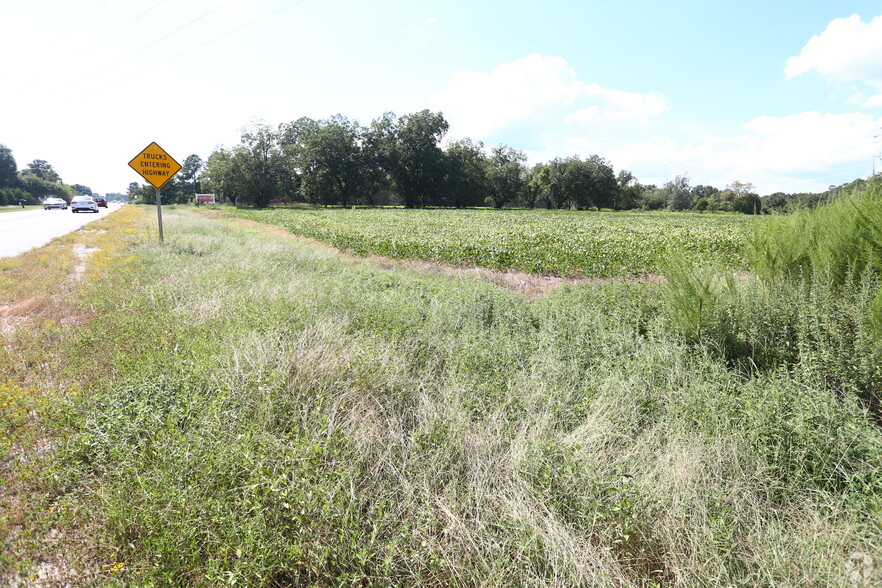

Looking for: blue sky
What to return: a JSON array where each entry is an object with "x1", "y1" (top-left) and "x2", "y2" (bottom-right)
[{"x1": 2, "y1": 0, "x2": 882, "y2": 195}]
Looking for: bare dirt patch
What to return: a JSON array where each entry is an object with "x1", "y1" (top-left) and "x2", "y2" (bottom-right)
[{"x1": 71, "y1": 244, "x2": 101, "y2": 281}]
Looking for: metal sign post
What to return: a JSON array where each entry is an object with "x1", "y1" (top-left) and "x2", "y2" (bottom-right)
[
  {"x1": 128, "y1": 142, "x2": 181, "y2": 243},
  {"x1": 156, "y1": 188, "x2": 164, "y2": 242}
]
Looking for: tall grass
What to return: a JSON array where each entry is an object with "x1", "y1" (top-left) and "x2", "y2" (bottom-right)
[
  {"x1": 12, "y1": 207, "x2": 875, "y2": 586},
  {"x1": 663, "y1": 180, "x2": 882, "y2": 422},
  {"x1": 746, "y1": 180, "x2": 882, "y2": 285}
]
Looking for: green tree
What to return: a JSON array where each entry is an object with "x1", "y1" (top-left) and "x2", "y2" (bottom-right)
[
  {"x1": 485, "y1": 145, "x2": 527, "y2": 209},
  {"x1": 381, "y1": 110, "x2": 449, "y2": 208},
  {"x1": 25, "y1": 159, "x2": 61, "y2": 183},
  {"x1": 580, "y1": 155, "x2": 617, "y2": 210},
  {"x1": 127, "y1": 182, "x2": 140, "y2": 201},
  {"x1": 180, "y1": 154, "x2": 204, "y2": 200},
  {"x1": 18, "y1": 171, "x2": 62, "y2": 199},
  {"x1": 0, "y1": 145, "x2": 18, "y2": 188},
  {"x1": 227, "y1": 122, "x2": 286, "y2": 207},
  {"x1": 727, "y1": 182, "x2": 761, "y2": 214},
  {"x1": 661, "y1": 174, "x2": 693, "y2": 211},
  {"x1": 0, "y1": 187, "x2": 30, "y2": 206},
  {"x1": 201, "y1": 149, "x2": 235, "y2": 203},
  {"x1": 283, "y1": 115, "x2": 366, "y2": 206},
  {"x1": 545, "y1": 156, "x2": 616, "y2": 210},
  {"x1": 615, "y1": 169, "x2": 643, "y2": 210},
  {"x1": 524, "y1": 164, "x2": 551, "y2": 209},
  {"x1": 442, "y1": 138, "x2": 488, "y2": 208},
  {"x1": 733, "y1": 193, "x2": 762, "y2": 214}
]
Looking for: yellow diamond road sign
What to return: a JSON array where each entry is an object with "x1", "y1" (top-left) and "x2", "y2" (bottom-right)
[{"x1": 128, "y1": 142, "x2": 182, "y2": 190}]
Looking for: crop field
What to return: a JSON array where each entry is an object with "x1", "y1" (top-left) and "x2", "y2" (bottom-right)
[{"x1": 225, "y1": 207, "x2": 755, "y2": 277}]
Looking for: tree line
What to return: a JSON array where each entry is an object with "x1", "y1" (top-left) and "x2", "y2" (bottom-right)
[
  {"x1": 0, "y1": 145, "x2": 92, "y2": 206},
  {"x1": 0, "y1": 144, "x2": 134, "y2": 205},
  {"x1": 192, "y1": 110, "x2": 768, "y2": 213}
]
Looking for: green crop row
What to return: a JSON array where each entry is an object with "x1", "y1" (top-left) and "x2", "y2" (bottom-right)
[{"x1": 225, "y1": 208, "x2": 754, "y2": 277}]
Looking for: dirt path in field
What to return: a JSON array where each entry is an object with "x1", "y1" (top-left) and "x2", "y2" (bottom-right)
[{"x1": 201, "y1": 211, "x2": 660, "y2": 297}]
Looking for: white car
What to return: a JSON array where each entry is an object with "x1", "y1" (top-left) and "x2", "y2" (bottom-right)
[
  {"x1": 70, "y1": 195, "x2": 99, "y2": 213},
  {"x1": 43, "y1": 197, "x2": 68, "y2": 210}
]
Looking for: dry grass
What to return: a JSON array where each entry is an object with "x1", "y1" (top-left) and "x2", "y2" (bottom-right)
[{"x1": 0, "y1": 205, "x2": 153, "y2": 586}]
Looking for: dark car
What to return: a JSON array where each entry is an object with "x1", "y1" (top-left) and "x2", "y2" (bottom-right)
[{"x1": 93, "y1": 196, "x2": 108, "y2": 208}]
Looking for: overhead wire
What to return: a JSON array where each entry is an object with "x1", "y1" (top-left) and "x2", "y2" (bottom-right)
[
  {"x1": 118, "y1": 0, "x2": 311, "y2": 82},
  {"x1": 97, "y1": 0, "x2": 238, "y2": 73},
  {"x1": 79, "y1": 0, "x2": 170, "y2": 56},
  {"x1": 59, "y1": 0, "x2": 115, "y2": 39}
]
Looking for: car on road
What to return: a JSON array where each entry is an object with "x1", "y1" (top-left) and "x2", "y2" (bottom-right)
[
  {"x1": 93, "y1": 196, "x2": 108, "y2": 208},
  {"x1": 43, "y1": 197, "x2": 68, "y2": 210},
  {"x1": 70, "y1": 195, "x2": 99, "y2": 213}
]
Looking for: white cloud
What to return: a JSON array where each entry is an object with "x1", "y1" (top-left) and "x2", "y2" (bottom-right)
[
  {"x1": 785, "y1": 14, "x2": 882, "y2": 107},
  {"x1": 427, "y1": 54, "x2": 669, "y2": 138},
  {"x1": 422, "y1": 54, "x2": 878, "y2": 193},
  {"x1": 741, "y1": 111, "x2": 877, "y2": 171},
  {"x1": 564, "y1": 86, "x2": 668, "y2": 125},
  {"x1": 603, "y1": 111, "x2": 880, "y2": 193}
]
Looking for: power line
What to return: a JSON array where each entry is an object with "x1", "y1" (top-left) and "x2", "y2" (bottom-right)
[
  {"x1": 97, "y1": 0, "x2": 237, "y2": 74},
  {"x1": 119, "y1": 0, "x2": 310, "y2": 82},
  {"x1": 60, "y1": 0, "x2": 115, "y2": 39},
  {"x1": 80, "y1": 0, "x2": 170, "y2": 56}
]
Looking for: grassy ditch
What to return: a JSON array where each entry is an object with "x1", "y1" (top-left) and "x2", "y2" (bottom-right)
[{"x1": 2, "y1": 205, "x2": 881, "y2": 586}]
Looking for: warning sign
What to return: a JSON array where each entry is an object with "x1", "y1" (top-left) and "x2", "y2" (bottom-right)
[{"x1": 128, "y1": 142, "x2": 182, "y2": 190}]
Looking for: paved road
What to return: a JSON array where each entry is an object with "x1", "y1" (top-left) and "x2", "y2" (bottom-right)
[{"x1": 0, "y1": 203, "x2": 124, "y2": 258}]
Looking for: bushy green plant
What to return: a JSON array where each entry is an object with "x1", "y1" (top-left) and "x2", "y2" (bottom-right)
[{"x1": 747, "y1": 180, "x2": 882, "y2": 284}]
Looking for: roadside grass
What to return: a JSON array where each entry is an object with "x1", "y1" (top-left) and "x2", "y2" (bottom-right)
[
  {"x1": 0, "y1": 205, "x2": 152, "y2": 583},
  {"x1": 223, "y1": 207, "x2": 754, "y2": 277},
  {"x1": 3, "y1": 205, "x2": 881, "y2": 585},
  {"x1": 0, "y1": 206, "x2": 43, "y2": 213}
]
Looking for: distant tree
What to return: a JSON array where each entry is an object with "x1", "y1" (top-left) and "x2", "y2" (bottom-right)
[
  {"x1": 25, "y1": 159, "x2": 61, "y2": 183},
  {"x1": 709, "y1": 180, "x2": 755, "y2": 212},
  {"x1": 615, "y1": 169, "x2": 642, "y2": 210},
  {"x1": 72, "y1": 184, "x2": 92, "y2": 195},
  {"x1": 0, "y1": 187, "x2": 30, "y2": 206},
  {"x1": 581, "y1": 155, "x2": 617, "y2": 210},
  {"x1": 180, "y1": 154, "x2": 204, "y2": 199},
  {"x1": 726, "y1": 181, "x2": 755, "y2": 197},
  {"x1": 228, "y1": 122, "x2": 285, "y2": 207},
  {"x1": 642, "y1": 185, "x2": 667, "y2": 210},
  {"x1": 485, "y1": 145, "x2": 527, "y2": 209},
  {"x1": 0, "y1": 145, "x2": 17, "y2": 188},
  {"x1": 762, "y1": 192, "x2": 788, "y2": 212},
  {"x1": 382, "y1": 110, "x2": 449, "y2": 208},
  {"x1": 546, "y1": 157, "x2": 583, "y2": 209},
  {"x1": 524, "y1": 164, "x2": 551, "y2": 209},
  {"x1": 545, "y1": 156, "x2": 616, "y2": 210},
  {"x1": 201, "y1": 148, "x2": 235, "y2": 203},
  {"x1": 733, "y1": 193, "x2": 762, "y2": 214},
  {"x1": 691, "y1": 184, "x2": 719, "y2": 201},
  {"x1": 155, "y1": 176, "x2": 185, "y2": 204},
  {"x1": 283, "y1": 115, "x2": 366, "y2": 206},
  {"x1": 662, "y1": 174, "x2": 692, "y2": 210},
  {"x1": 18, "y1": 171, "x2": 61, "y2": 199},
  {"x1": 442, "y1": 138, "x2": 488, "y2": 208},
  {"x1": 727, "y1": 181, "x2": 761, "y2": 214}
]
